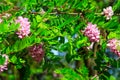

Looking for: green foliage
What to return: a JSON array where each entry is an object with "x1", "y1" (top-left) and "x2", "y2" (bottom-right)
[
  {"x1": 76, "y1": 65, "x2": 89, "y2": 79},
  {"x1": 0, "y1": 55, "x2": 6, "y2": 65},
  {"x1": 0, "y1": 0, "x2": 120, "y2": 80},
  {"x1": 55, "y1": 68, "x2": 82, "y2": 80}
]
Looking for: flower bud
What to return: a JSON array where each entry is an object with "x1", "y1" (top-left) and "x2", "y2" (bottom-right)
[
  {"x1": 84, "y1": 23, "x2": 100, "y2": 42},
  {"x1": 16, "y1": 16, "x2": 30, "y2": 38},
  {"x1": 102, "y1": 6, "x2": 114, "y2": 20},
  {"x1": 107, "y1": 39, "x2": 120, "y2": 56},
  {"x1": 29, "y1": 44, "x2": 44, "y2": 62}
]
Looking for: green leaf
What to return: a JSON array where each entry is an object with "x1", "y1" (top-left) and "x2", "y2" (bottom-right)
[
  {"x1": 76, "y1": 37, "x2": 88, "y2": 48},
  {"x1": 77, "y1": 65, "x2": 89, "y2": 77},
  {"x1": 107, "y1": 32, "x2": 117, "y2": 39},
  {"x1": 82, "y1": 0, "x2": 88, "y2": 8},
  {"x1": 19, "y1": 58, "x2": 25, "y2": 63},
  {"x1": 36, "y1": 15, "x2": 42, "y2": 22},
  {"x1": 110, "y1": 76, "x2": 116, "y2": 80},
  {"x1": 15, "y1": 64, "x2": 23, "y2": 69},
  {"x1": 10, "y1": 56, "x2": 17, "y2": 64},
  {"x1": 55, "y1": 68, "x2": 82, "y2": 80},
  {"x1": 0, "y1": 55, "x2": 5, "y2": 65},
  {"x1": 58, "y1": 16, "x2": 79, "y2": 28}
]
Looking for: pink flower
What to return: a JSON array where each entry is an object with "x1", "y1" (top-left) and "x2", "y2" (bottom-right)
[
  {"x1": 16, "y1": 16, "x2": 30, "y2": 38},
  {"x1": 107, "y1": 39, "x2": 120, "y2": 56},
  {"x1": 29, "y1": 44, "x2": 44, "y2": 62},
  {"x1": 84, "y1": 23, "x2": 100, "y2": 42},
  {"x1": 0, "y1": 54, "x2": 9, "y2": 72},
  {"x1": 102, "y1": 6, "x2": 114, "y2": 20}
]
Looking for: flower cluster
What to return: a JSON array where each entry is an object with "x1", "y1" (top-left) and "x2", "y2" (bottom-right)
[
  {"x1": 84, "y1": 23, "x2": 100, "y2": 42},
  {"x1": 16, "y1": 16, "x2": 30, "y2": 38},
  {"x1": 29, "y1": 44, "x2": 44, "y2": 62},
  {"x1": 107, "y1": 39, "x2": 120, "y2": 56},
  {"x1": 102, "y1": 6, "x2": 114, "y2": 20},
  {"x1": 0, "y1": 54, "x2": 9, "y2": 72}
]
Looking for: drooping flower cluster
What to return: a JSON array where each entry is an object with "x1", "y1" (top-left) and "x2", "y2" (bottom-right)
[
  {"x1": 29, "y1": 44, "x2": 44, "y2": 62},
  {"x1": 102, "y1": 6, "x2": 114, "y2": 20},
  {"x1": 107, "y1": 39, "x2": 120, "y2": 56},
  {"x1": 0, "y1": 54, "x2": 9, "y2": 72},
  {"x1": 83, "y1": 23, "x2": 100, "y2": 42},
  {"x1": 16, "y1": 16, "x2": 30, "y2": 38}
]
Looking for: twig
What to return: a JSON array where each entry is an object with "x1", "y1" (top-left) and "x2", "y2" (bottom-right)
[
  {"x1": 30, "y1": 11, "x2": 82, "y2": 15},
  {"x1": 4, "y1": 39, "x2": 10, "y2": 45},
  {"x1": 91, "y1": 75, "x2": 99, "y2": 80},
  {"x1": 0, "y1": 6, "x2": 20, "y2": 18}
]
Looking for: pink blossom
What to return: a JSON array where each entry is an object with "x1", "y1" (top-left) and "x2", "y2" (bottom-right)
[
  {"x1": 16, "y1": 16, "x2": 30, "y2": 38},
  {"x1": 0, "y1": 54, "x2": 9, "y2": 72},
  {"x1": 107, "y1": 39, "x2": 120, "y2": 56},
  {"x1": 84, "y1": 23, "x2": 100, "y2": 42},
  {"x1": 29, "y1": 44, "x2": 44, "y2": 62},
  {"x1": 102, "y1": 6, "x2": 114, "y2": 20}
]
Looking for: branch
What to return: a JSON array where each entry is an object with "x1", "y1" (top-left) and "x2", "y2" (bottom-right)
[
  {"x1": 30, "y1": 11, "x2": 82, "y2": 15},
  {"x1": 0, "y1": 6, "x2": 20, "y2": 18}
]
